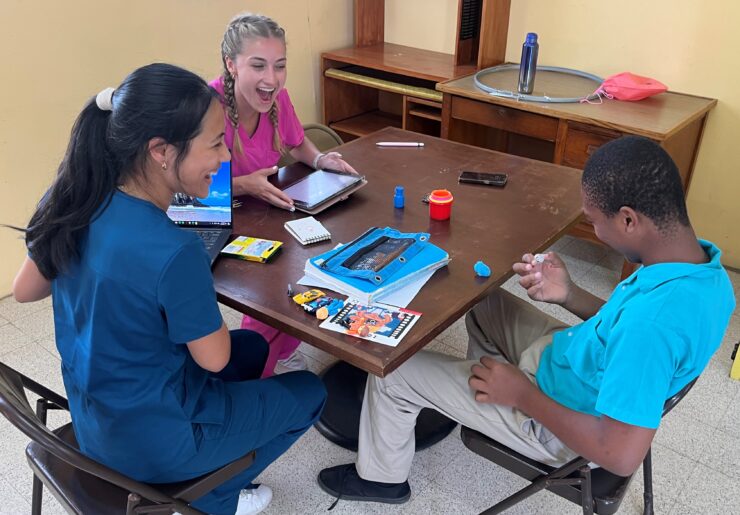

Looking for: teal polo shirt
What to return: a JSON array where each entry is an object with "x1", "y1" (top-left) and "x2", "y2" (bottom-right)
[{"x1": 536, "y1": 240, "x2": 735, "y2": 429}]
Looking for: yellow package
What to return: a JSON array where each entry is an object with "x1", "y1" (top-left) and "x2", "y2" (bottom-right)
[{"x1": 220, "y1": 236, "x2": 282, "y2": 263}]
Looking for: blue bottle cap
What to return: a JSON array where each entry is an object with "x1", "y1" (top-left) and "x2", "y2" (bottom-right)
[
  {"x1": 526, "y1": 33, "x2": 538, "y2": 43},
  {"x1": 474, "y1": 260, "x2": 492, "y2": 278},
  {"x1": 395, "y1": 186, "x2": 404, "y2": 194}
]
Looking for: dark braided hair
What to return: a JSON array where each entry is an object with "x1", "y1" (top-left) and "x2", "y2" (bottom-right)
[
  {"x1": 220, "y1": 13, "x2": 286, "y2": 156},
  {"x1": 582, "y1": 136, "x2": 689, "y2": 235}
]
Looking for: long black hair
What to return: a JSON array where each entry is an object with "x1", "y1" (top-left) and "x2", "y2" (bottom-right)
[{"x1": 25, "y1": 63, "x2": 218, "y2": 280}]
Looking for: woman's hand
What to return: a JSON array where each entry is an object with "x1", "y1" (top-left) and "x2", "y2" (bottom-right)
[
  {"x1": 512, "y1": 252, "x2": 573, "y2": 305},
  {"x1": 318, "y1": 152, "x2": 358, "y2": 175},
  {"x1": 234, "y1": 167, "x2": 294, "y2": 210}
]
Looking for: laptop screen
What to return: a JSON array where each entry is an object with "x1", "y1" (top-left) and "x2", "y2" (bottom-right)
[{"x1": 166, "y1": 161, "x2": 232, "y2": 228}]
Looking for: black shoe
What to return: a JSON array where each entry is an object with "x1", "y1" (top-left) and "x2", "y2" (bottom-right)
[{"x1": 318, "y1": 463, "x2": 411, "y2": 509}]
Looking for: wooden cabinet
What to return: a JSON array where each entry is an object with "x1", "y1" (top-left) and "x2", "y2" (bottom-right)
[
  {"x1": 403, "y1": 96, "x2": 443, "y2": 134},
  {"x1": 321, "y1": 51, "x2": 448, "y2": 140},
  {"x1": 321, "y1": 0, "x2": 510, "y2": 141},
  {"x1": 438, "y1": 73, "x2": 716, "y2": 277},
  {"x1": 439, "y1": 74, "x2": 715, "y2": 189},
  {"x1": 560, "y1": 124, "x2": 621, "y2": 169},
  {"x1": 449, "y1": 99, "x2": 559, "y2": 142}
]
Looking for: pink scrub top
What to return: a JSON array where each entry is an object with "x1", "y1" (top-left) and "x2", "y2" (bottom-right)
[{"x1": 209, "y1": 76, "x2": 305, "y2": 176}]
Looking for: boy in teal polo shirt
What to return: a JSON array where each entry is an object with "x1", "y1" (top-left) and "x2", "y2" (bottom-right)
[{"x1": 318, "y1": 136, "x2": 736, "y2": 504}]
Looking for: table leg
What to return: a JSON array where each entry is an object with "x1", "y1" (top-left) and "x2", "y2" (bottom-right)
[{"x1": 314, "y1": 361, "x2": 458, "y2": 451}]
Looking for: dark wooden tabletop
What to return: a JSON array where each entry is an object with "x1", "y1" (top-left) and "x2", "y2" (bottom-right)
[{"x1": 214, "y1": 127, "x2": 583, "y2": 376}]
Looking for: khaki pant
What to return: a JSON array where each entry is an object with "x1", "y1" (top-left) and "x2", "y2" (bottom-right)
[{"x1": 357, "y1": 289, "x2": 579, "y2": 483}]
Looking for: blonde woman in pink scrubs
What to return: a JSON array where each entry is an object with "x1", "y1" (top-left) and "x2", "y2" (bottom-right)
[{"x1": 211, "y1": 13, "x2": 356, "y2": 376}]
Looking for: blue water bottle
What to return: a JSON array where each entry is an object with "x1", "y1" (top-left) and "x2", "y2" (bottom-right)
[{"x1": 518, "y1": 32, "x2": 539, "y2": 95}]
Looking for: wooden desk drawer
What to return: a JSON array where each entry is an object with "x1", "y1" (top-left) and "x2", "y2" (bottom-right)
[
  {"x1": 450, "y1": 97, "x2": 559, "y2": 141},
  {"x1": 562, "y1": 127, "x2": 619, "y2": 169}
]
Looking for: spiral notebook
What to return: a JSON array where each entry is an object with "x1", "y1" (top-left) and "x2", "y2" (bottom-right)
[{"x1": 284, "y1": 216, "x2": 331, "y2": 245}]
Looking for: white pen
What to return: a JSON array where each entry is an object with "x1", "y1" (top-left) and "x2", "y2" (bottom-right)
[{"x1": 376, "y1": 141, "x2": 425, "y2": 148}]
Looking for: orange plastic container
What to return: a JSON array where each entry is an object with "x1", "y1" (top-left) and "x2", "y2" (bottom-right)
[{"x1": 429, "y1": 189, "x2": 454, "y2": 220}]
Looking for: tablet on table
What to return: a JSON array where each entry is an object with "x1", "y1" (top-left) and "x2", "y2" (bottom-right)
[{"x1": 282, "y1": 169, "x2": 367, "y2": 214}]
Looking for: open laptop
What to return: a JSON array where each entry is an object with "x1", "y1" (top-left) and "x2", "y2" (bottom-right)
[{"x1": 166, "y1": 161, "x2": 232, "y2": 265}]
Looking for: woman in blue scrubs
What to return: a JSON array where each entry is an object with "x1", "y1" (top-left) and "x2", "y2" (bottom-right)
[{"x1": 12, "y1": 63, "x2": 326, "y2": 515}]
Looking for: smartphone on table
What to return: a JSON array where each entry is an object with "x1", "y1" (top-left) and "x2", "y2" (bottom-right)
[{"x1": 458, "y1": 171, "x2": 508, "y2": 187}]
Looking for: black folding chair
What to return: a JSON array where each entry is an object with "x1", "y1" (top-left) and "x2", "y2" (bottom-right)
[
  {"x1": 0, "y1": 361, "x2": 256, "y2": 514},
  {"x1": 460, "y1": 377, "x2": 698, "y2": 515}
]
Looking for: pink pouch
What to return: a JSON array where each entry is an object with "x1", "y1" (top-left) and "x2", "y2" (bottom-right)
[{"x1": 593, "y1": 72, "x2": 667, "y2": 101}]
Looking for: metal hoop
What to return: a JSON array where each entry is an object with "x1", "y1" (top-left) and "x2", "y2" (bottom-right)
[{"x1": 473, "y1": 64, "x2": 603, "y2": 103}]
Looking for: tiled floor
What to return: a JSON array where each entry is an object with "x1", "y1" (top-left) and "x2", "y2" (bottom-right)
[{"x1": 1, "y1": 236, "x2": 739, "y2": 514}]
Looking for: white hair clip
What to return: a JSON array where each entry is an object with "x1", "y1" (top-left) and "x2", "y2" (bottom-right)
[{"x1": 95, "y1": 87, "x2": 115, "y2": 111}]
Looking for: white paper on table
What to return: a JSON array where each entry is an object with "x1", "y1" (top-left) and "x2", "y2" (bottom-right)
[{"x1": 297, "y1": 269, "x2": 436, "y2": 308}]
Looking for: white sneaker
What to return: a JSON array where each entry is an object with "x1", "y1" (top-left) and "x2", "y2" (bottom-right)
[
  {"x1": 236, "y1": 484, "x2": 272, "y2": 515},
  {"x1": 274, "y1": 351, "x2": 308, "y2": 374}
]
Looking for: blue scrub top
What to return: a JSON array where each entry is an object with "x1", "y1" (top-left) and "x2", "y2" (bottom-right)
[
  {"x1": 52, "y1": 191, "x2": 224, "y2": 480},
  {"x1": 537, "y1": 240, "x2": 735, "y2": 429}
]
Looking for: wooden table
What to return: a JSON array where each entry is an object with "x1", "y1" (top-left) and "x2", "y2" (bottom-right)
[
  {"x1": 214, "y1": 127, "x2": 584, "y2": 377},
  {"x1": 438, "y1": 72, "x2": 716, "y2": 278}
]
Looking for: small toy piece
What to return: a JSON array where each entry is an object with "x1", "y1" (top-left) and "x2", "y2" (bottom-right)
[
  {"x1": 302, "y1": 296, "x2": 335, "y2": 315},
  {"x1": 287, "y1": 283, "x2": 294, "y2": 297},
  {"x1": 292, "y1": 289, "x2": 325, "y2": 305},
  {"x1": 316, "y1": 298, "x2": 345, "y2": 320},
  {"x1": 394, "y1": 185, "x2": 405, "y2": 209},
  {"x1": 428, "y1": 189, "x2": 454, "y2": 220},
  {"x1": 533, "y1": 253, "x2": 547, "y2": 274},
  {"x1": 473, "y1": 260, "x2": 491, "y2": 277}
]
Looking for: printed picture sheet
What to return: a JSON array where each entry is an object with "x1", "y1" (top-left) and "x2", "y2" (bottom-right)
[{"x1": 319, "y1": 299, "x2": 421, "y2": 347}]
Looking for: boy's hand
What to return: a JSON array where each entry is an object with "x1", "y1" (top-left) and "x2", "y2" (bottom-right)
[
  {"x1": 512, "y1": 252, "x2": 573, "y2": 305},
  {"x1": 469, "y1": 356, "x2": 534, "y2": 407}
]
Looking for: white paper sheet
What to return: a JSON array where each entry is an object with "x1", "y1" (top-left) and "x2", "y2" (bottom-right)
[{"x1": 297, "y1": 269, "x2": 435, "y2": 308}]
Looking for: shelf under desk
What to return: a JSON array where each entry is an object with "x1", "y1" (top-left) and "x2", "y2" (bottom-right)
[
  {"x1": 330, "y1": 111, "x2": 402, "y2": 139},
  {"x1": 322, "y1": 42, "x2": 475, "y2": 83},
  {"x1": 322, "y1": 43, "x2": 470, "y2": 140}
]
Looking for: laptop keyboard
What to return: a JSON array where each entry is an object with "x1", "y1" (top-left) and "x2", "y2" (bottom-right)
[{"x1": 195, "y1": 229, "x2": 222, "y2": 249}]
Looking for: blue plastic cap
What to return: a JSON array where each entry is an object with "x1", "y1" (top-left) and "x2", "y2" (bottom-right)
[
  {"x1": 526, "y1": 33, "x2": 538, "y2": 43},
  {"x1": 395, "y1": 186, "x2": 404, "y2": 194},
  {"x1": 473, "y1": 260, "x2": 492, "y2": 278}
]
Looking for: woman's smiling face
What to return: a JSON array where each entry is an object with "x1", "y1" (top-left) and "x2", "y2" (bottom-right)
[
  {"x1": 226, "y1": 36, "x2": 287, "y2": 114},
  {"x1": 168, "y1": 99, "x2": 230, "y2": 200}
]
